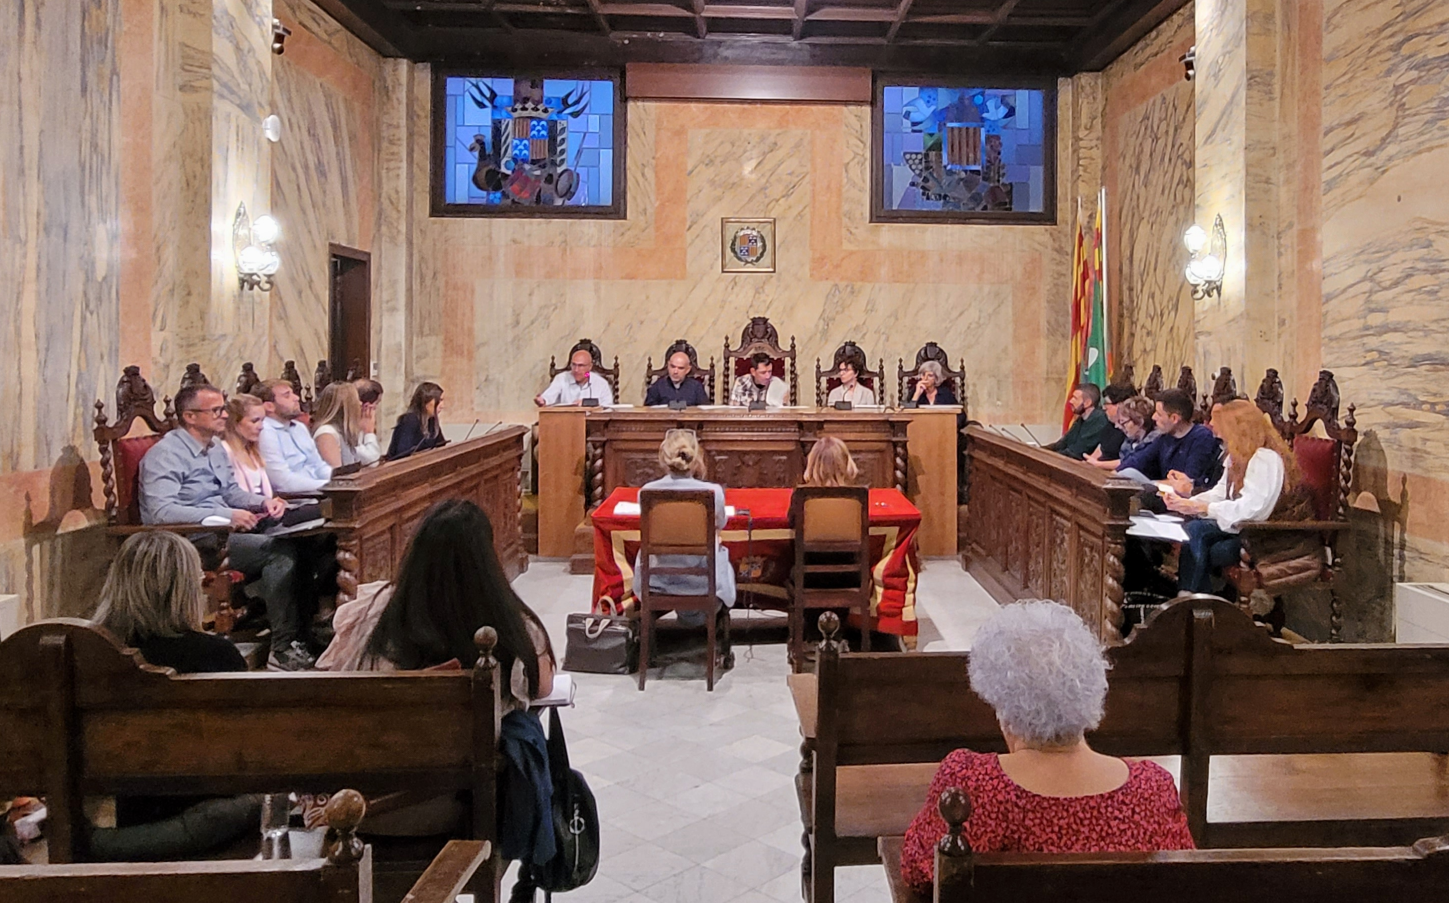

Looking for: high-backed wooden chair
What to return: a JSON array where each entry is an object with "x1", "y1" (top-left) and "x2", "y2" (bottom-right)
[
  {"x1": 235, "y1": 362, "x2": 262, "y2": 397},
  {"x1": 789, "y1": 486, "x2": 871, "y2": 671},
  {"x1": 722, "y1": 316, "x2": 797, "y2": 405},
  {"x1": 1229, "y1": 369, "x2": 1358, "y2": 640},
  {"x1": 643, "y1": 338, "x2": 716, "y2": 403},
  {"x1": 816, "y1": 342, "x2": 886, "y2": 407},
  {"x1": 177, "y1": 362, "x2": 210, "y2": 394},
  {"x1": 92, "y1": 368, "x2": 240, "y2": 626},
  {"x1": 1142, "y1": 363, "x2": 1165, "y2": 399},
  {"x1": 637, "y1": 489, "x2": 722, "y2": 691},
  {"x1": 548, "y1": 337, "x2": 621, "y2": 401},
  {"x1": 897, "y1": 343, "x2": 966, "y2": 407}
]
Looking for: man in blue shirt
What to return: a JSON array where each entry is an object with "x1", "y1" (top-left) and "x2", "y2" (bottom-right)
[
  {"x1": 140, "y1": 383, "x2": 316, "y2": 670},
  {"x1": 645, "y1": 351, "x2": 711, "y2": 407},
  {"x1": 257, "y1": 380, "x2": 332, "y2": 493},
  {"x1": 1117, "y1": 387, "x2": 1221, "y2": 492}
]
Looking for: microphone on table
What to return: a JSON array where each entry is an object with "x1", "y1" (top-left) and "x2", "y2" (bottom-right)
[
  {"x1": 1019, "y1": 423, "x2": 1044, "y2": 446},
  {"x1": 461, "y1": 419, "x2": 481, "y2": 442}
]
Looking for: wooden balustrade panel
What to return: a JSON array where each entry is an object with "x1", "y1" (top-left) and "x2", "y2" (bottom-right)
[
  {"x1": 962, "y1": 427, "x2": 1137, "y2": 640},
  {"x1": 320, "y1": 428, "x2": 527, "y2": 601}
]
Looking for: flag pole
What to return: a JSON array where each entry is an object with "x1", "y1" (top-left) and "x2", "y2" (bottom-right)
[{"x1": 1098, "y1": 185, "x2": 1112, "y2": 379}]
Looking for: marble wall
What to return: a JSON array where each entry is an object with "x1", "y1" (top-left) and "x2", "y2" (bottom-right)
[
  {"x1": 1320, "y1": 0, "x2": 1449, "y2": 581},
  {"x1": 404, "y1": 78, "x2": 1103, "y2": 428},
  {"x1": 1102, "y1": 4, "x2": 1197, "y2": 379}
]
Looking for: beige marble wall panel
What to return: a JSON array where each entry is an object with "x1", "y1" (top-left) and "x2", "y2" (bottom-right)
[
  {"x1": 1320, "y1": 0, "x2": 1449, "y2": 579},
  {"x1": 374, "y1": 58, "x2": 414, "y2": 424},
  {"x1": 409, "y1": 83, "x2": 1097, "y2": 426},
  {"x1": 1103, "y1": 4, "x2": 1196, "y2": 377}
]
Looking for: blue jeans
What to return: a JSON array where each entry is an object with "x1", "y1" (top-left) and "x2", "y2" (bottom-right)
[{"x1": 1178, "y1": 519, "x2": 1240, "y2": 594}]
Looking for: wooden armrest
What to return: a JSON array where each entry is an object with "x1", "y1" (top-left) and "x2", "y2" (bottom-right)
[
  {"x1": 788, "y1": 672, "x2": 818, "y2": 739},
  {"x1": 401, "y1": 840, "x2": 490, "y2": 903},
  {"x1": 107, "y1": 524, "x2": 233, "y2": 536},
  {"x1": 878, "y1": 836, "x2": 926, "y2": 903},
  {"x1": 1237, "y1": 520, "x2": 1349, "y2": 533}
]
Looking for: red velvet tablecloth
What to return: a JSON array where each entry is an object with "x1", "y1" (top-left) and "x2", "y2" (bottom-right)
[{"x1": 590, "y1": 487, "x2": 922, "y2": 636}]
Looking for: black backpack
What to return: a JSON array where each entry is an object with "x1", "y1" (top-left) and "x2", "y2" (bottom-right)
[{"x1": 533, "y1": 706, "x2": 599, "y2": 895}]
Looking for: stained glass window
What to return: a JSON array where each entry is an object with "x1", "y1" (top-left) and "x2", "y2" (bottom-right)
[
  {"x1": 433, "y1": 72, "x2": 624, "y2": 218},
  {"x1": 874, "y1": 83, "x2": 1055, "y2": 224}
]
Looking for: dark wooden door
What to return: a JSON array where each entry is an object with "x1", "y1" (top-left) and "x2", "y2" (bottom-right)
[{"x1": 328, "y1": 244, "x2": 371, "y2": 382}]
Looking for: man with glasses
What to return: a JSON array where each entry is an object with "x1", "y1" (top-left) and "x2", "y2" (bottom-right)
[
  {"x1": 139, "y1": 383, "x2": 316, "y2": 670},
  {"x1": 535, "y1": 348, "x2": 615, "y2": 407}
]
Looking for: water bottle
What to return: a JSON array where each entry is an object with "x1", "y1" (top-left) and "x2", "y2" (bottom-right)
[{"x1": 260, "y1": 792, "x2": 292, "y2": 859}]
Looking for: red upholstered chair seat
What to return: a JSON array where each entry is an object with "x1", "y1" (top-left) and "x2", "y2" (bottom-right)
[
  {"x1": 1293, "y1": 436, "x2": 1339, "y2": 520},
  {"x1": 113, "y1": 434, "x2": 163, "y2": 526}
]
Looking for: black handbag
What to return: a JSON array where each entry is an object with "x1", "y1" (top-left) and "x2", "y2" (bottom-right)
[
  {"x1": 562, "y1": 600, "x2": 638, "y2": 674},
  {"x1": 534, "y1": 707, "x2": 599, "y2": 895}
]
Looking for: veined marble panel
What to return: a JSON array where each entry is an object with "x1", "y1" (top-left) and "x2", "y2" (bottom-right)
[
  {"x1": 409, "y1": 87, "x2": 1097, "y2": 424},
  {"x1": 1103, "y1": 4, "x2": 1196, "y2": 377}
]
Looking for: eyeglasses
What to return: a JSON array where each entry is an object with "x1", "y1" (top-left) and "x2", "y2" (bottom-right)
[
  {"x1": 186, "y1": 406, "x2": 227, "y2": 416},
  {"x1": 664, "y1": 428, "x2": 697, "y2": 440}
]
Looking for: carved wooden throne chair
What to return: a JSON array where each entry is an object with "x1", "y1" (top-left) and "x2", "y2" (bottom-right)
[
  {"x1": 815, "y1": 342, "x2": 886, "y2": 407},
  {"x1": 643, "y1": 339, "x2": 716, "y2": 403},
  {"x1": 722, "y1": 317, "x2": 797, "y2": 405}
]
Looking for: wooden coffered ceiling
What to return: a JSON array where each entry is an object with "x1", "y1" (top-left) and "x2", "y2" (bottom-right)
[{"x1": 315, "y1": 0, "x2": 1190, "y2": 75}]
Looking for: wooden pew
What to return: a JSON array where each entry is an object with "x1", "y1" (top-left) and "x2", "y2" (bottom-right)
[
  {"x1": 794, "y1": 598, "x2": 1449, "y2": 903},
  {"x1": 878, "y1": 790, "x2": 1449, "y2": 903},
  {"x1": 0, "y1": 619, "x2": 507, "y2": 903}
]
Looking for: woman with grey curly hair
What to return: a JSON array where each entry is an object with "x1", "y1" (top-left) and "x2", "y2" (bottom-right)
[
  {"x1": 900, "y1": 600, "x2": 1194, "y2": 892},
  {"x1": 909, "y1": 359, "x2": 959, "y2": 406}
]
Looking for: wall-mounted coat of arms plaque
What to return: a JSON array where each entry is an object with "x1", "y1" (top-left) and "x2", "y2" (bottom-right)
[{"x1": 721, "y1": 218, "x2": 776, "y2": 273}]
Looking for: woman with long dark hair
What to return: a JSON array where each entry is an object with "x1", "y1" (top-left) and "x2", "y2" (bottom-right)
[{"x1": 386, "y1": 381, "x2": 448, "y2": 460}]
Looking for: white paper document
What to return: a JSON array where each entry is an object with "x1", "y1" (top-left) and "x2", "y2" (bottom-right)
[
  {"x1": 1127, "y1": 514, "x2": 1190, "y2": 542},
  {"x1": 533, "y1": 673, "x2": 576, "y2": 708},
  {"x1": 612, "y1": 501, "x2": 736, "y2": 518}
]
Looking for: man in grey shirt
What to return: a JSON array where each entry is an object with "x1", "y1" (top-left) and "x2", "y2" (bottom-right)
[{"x1": 139, "y1": 383, "x2": 315, "y2": 670}]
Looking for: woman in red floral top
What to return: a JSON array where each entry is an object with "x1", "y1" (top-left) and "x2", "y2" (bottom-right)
[{"x1": 901, "y1": 601, "x2": 1195, "y2": 892}]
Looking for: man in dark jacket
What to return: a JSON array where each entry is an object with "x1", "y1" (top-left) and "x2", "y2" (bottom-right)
[{"x1": 1046, "y1": 383, "x2": 1110, "y2": 460}]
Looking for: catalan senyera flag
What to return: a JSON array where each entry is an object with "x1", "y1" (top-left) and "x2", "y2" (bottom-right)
[
  {"x1": 1083, "y1": 199, "x2": 1110, "y2": 392},
  {"x1": 1062, "y1": 218, "x2": 1090, "y2": 432}
]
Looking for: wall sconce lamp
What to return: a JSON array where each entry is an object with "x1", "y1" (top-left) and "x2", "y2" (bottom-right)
[
  {"x1": 1184, "y1": 214, "x2": 1226, "y2": 299},
  {"x1": 233, "y1": 203, "x2": 281, "y2": 291}
]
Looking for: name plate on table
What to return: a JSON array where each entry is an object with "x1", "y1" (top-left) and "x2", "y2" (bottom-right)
[
  {"x1": 749, "y1": 401, "x2": 768, "y2": 411},
  {"x1": 668, "y1": 399, "x2": 689, "y2": 411},
  {"x1": 581, "y1": 398, "x2": 601, "y2": 407},
  {"x1": 901, "y1": 401, "x2": 919, "y2": 409},
  {"x1": 833, "y1": 401, "x2": 853, "y2": 411}
]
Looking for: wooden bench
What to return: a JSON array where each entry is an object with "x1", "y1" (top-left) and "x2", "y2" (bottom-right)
[
  {"x1": 0, "y1": 620, "x2": 506, "y2": 903},
  {"x1": 793, "y1": 598, "x2": 1449, "y2": 903},
  {"x1": 878, "y1": 790, "x2": 1449, "y2": 903}
]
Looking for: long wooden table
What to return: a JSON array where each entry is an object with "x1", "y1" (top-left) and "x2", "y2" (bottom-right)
[
  {"x1": 320, "y1": 427, "x2": 527, "y2": 602},
  {"x1": 961, "y1": 426, "x2": 1138, "y2": 640},
  {"x1": 538, "y1": 406, "x2": 960, "y2": 560}
]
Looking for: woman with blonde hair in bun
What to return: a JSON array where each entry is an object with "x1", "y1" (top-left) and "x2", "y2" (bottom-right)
[{"x1": 631, "y1": 429, "x2": 736, "y2": 635}]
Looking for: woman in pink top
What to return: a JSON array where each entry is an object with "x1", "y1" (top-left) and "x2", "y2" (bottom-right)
[
  {"x1": 900, "y1": 600, "x2": 1194, "y2": 893},
  {"x1": 221, "y1": 394, "x2": 273, "y2": 498}
]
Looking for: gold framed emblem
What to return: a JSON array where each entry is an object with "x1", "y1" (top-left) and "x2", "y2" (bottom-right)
[{"x1": 721, "y1": 217, "x2": 776, "y2": 273}]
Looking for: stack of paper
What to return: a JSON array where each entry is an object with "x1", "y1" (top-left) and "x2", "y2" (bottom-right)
[{"x1": 1127, "y1": 513, "x2": 1189, "y2": 542}]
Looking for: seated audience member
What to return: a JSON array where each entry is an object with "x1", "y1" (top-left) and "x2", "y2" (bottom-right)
[
  {"x1": 140, "y1": 384, "x2": 314, "y2": 670},
  {"x1": 256, "y1": 379, "x2": 332, "y2": 492},
  {"x1": 1045, "y1": 383, "x2": 1110, "y2": 460},
  {"x1": 803, "y1": 436, "x2": 859, "y2": 487},
  {"x1": 900, "y1": 601, "x2": 1194, "y2": 892},
  {"x1": 909, "y1": 360, "x2": 958, "y2": 406},
  {"x1": 312, "y1": 382, "x2": 372, "y2": 469},
  {"x1": 535, "y1": 348, "x2": 615, "y2": 407},
  {"x1": 352, "y1": 379, "x2": 385, "y2": 465},
  {"x1": 645, "y1": 350, "x2": 711, "y2": 407},
  {"x1": 1164, "y1": 399, "x2": 1304, "y2": 595},
  {"x1": 827, "y1": 357, "x2": 876, "y2": 406},
  {"x1": 87, "y1": 531, "x2": 259, "y2": 860},
  {"x1": 387, "y1": 381, "x2": 448, "y2": 460},
  {"x1": 1117, "y1": 387, "x2": 1221, "y2": 492},
  {"x1": 221, "y1": 393, "x2": 273, "y2": 497},
  {"x1": 631, "y1": 430, "x2": 736, "y2": 643},
  {"x1": 316, "y1": 499, "x2": 555, "y2": 839},
  {"x1": 1086, "y1": 395, "x2": 1159, "y2": 470},
  {"x1": 1093, "y1": 384, "x2": 1136, "y2": 459},
  {"x1": 729, "y1": 352, "x2": 790, "y2": 407}
]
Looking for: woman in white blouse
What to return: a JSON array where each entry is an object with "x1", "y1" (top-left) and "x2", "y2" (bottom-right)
[
  {"x1": 1164, "y1": 399, "x2": 1300, "y2": 594},
  {"x1": 221, "y1": 394, "x2": 274, "y2": 498},
  {"x1": 826, "y1": 357, "x2": 877, "y2": 407},
  {"x1": 312, "y1": 382, "x2": 380, "y2": 468}
]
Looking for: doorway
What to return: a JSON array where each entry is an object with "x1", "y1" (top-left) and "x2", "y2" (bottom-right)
[{"x1": 328, "y1": 244, "x2": 371, "y2": 383}]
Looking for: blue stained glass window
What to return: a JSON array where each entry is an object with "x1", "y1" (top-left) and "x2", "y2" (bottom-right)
[
  {"x1": 877, "y1": 83, "x2": 1050, "y2": 218},
  {"x1": 440, "y1": 74, "x2": 619, "y2": 213}
]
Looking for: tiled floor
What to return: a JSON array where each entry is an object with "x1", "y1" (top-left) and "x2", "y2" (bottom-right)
[{"x1": 504, "y1": 556, "x2": 1000, "y2": 903}]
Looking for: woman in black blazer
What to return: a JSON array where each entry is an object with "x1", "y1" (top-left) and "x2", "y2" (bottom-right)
[
  {"x1": 910, "y1": 360, "x2": 959, "y2": 406},
  {"x1": 386, "y1": 382, "x2": 448, "y2": 460}
]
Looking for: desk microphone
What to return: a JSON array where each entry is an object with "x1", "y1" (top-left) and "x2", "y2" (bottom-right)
[
  {"x1": 1019, "y1": 423, "x2": 1044, "y2": 445},
  {"x1": 461, "y1": 419, "x2": 481, "y2": 442}
]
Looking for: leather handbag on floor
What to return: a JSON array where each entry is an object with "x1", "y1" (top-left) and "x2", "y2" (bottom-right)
[{"x1": 562, "y1": 599, "x2": 638, "y2": 674}]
